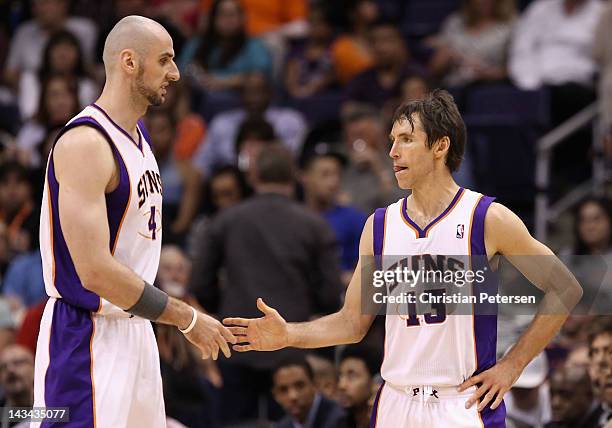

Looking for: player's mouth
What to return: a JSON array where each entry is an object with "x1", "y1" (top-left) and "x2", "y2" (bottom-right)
[{"x1": 393, "y1": 165, "x2": 408, "y2": 174}]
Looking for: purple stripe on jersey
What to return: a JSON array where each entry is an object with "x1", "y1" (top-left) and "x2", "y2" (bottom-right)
[
  {"x1": 137, "y1": 119, "x2": 153, "y2": 149},
  {"x1": 401, "y1": 187, "x2": 465, "y2": 238},
  {"x1": 47, "y1": 117, "x2": 130, "y2": 310},
  {"x1": 47, "y1": 159, "x2": 101, "y2": 311},
  {"x1": 91, "y1": 103, "x2": 143, "y2": 152},
  {"x1": 368, "y1": 382, "x2": 385, "y2": 428},
  {"x1": 480, "y1": 401, "x2": 507, "y2": 428},
  {"x1": 373, "y1": 207, "x2": 387, "y2": 269},
  {"x1": 43, "y1": 299, "x2": 94, "y2": 428}
]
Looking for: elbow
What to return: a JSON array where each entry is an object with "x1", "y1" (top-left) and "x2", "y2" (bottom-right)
[{"x1": 77, "y1": 263, "x2": 107, "y2": 294}]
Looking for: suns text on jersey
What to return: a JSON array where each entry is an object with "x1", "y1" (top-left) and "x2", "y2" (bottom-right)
[{"x1": 137, "y1": 170, "x2": 163, "y2": 208}]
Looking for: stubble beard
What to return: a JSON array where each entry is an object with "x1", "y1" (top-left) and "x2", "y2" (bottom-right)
[{"x1": 135, "y1": 67, "x2": 164, "y2": 107}]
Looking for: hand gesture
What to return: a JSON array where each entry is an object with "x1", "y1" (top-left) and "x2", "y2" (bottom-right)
[
  {"x1": 223, "y1": 298, "x2": 289, "y2": 352},
  {"x1": 457, "y1": 358, "x2": 523, "y2": 411},
  {"x1": 183, "y1": 311, "x2": 237, "y2": 360}
]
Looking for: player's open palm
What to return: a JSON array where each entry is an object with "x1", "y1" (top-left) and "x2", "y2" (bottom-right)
[
  {"x1": 184, "y1": 312, "x2": 237, "y2": 361},
  {"x1": 223, "y1": 298, "x2": 289, "y2": 352}
]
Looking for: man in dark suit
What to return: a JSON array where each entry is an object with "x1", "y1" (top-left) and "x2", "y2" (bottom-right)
[
  {"x1": 273, "y1": 356, "x2": 346, "y2": 428},
  {"x1": 545, "y1": 365, "x2": 598, "y2": 428},
  {"x1": 584, "y1": 318, "x2": 612, "y2": 428}
]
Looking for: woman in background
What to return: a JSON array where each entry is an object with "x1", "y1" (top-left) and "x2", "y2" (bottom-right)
[
  {"x1": 181, "y1": 0, "x2": 273, "y2": 92},
  {"x1": 428, "y1": 0, "x2": 516, "y2": 87},
  {"x1": 18, "y1": 30, "x2": 98, "y2": 120}
]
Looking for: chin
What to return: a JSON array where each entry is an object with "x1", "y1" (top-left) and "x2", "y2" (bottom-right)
[{"x1": 396, "y1": 179, "x2": 412, "y2": 190}]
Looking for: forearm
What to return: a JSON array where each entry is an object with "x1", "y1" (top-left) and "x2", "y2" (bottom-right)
[
  {"x1": 504, "y1": 280, "x2": 582, "y2": 370},
  {"x1": 287, "y1": 309, "x2": 370, "y2": 349},
  {"x1": 83, "y1": 255, "x2": 193, "y2": 329}
]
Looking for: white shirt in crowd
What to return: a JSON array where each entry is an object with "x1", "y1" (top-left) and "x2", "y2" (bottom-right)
[
  {"x1": 509, "y1": 0, "x2": 604, "y2": 90},
  {"x1": 6, "y1": 17, "x2": 97, "y2": 74}
]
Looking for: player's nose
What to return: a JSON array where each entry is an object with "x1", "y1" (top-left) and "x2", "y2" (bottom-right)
[{"x1": 167, "y1": 62, "x2": 180, "y2": 82}]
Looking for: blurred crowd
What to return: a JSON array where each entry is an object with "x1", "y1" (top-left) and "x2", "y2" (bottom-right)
[{"x1": 0, "y1": 0, "x2": 611, "y2": 427}]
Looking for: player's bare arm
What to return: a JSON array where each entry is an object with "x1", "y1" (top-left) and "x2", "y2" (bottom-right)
[
  {"x1": 55, "y1": 126, "x2": 236, "y2": 359},
  {"x1": 458, "y1": 202, "x2": 582, "y2": 410},
  {"x1": 223, "y1": 214, "x2": 378, "y2": 351}
]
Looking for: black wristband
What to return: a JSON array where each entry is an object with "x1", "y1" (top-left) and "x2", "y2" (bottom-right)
[{"x1": 126, "y1": 281, "x2": 169, "y2": 321}]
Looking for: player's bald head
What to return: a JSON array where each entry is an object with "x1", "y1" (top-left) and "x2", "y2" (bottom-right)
[{"x1": 102, "y1": 15, "x2": 170, "y2": 74}]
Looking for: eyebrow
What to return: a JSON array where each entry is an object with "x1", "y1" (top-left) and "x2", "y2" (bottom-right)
[
  {"x1": 389, "y1": 132, "x2": 413, "y2": 141},
  {"x1": 159, "y1": 52, "x2": 175, "y2": 59}
]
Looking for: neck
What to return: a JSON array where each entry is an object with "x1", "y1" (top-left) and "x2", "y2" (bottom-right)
[
  {"x1": 256, "y1": 183, "x2": 294, "y2": 197},
  {"x1": 409, "y1": 171, "x2": 460, "y2": 219},
  {"x1": 95, "y1": 81, "x2": 147, "y2": 135},
  {"x1": 352, "y1": 403, "x2": 370, "y2": 428},
  {"x1": 304, "y1": 193, "x2": 333, "y2": 213},
  {"x1": 588, "y1": 240, "x2": 610, "y2": 255}
]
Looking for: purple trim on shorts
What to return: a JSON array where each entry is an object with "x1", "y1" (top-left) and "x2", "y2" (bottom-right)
[
  {"x1": 479, "y1": 401, "x2": 507, "y2": 428},
  {"x1": 401, "y1": 187, "x2": 464, "y2": 238},
  {"x1": 373, "y1": 207, "x2": 387, "y2": 270},
  {"x1": 47, "y1": 117, "x2": 130, "y2": 310},
  {"x1": 368, "y1": 382, "x2": 385, "y2": 428},
  {"x1": 91, "y1": 103, "x2": 143, "y2": 152},
  {"x1": 43, "y1": 299, "x2": 94, "y2": 428}
]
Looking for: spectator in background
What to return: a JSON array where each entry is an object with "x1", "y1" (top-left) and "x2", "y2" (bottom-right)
[
  {"x1": 3, "y1": 0, "x2": 97, "y2": 88},
  {"x1": 337, "y1": 345, "x2": 380, "y2": 428},
  {"x1": 0, "y1": 224, "x2": 10, "y2": 283},
  {"x1": 563, "y1": 198, "x2": 612, "y2": 314},
  {"x1": 145, "y1": 109, "x2": 201, "y2": 245},
  {"x1": 330, "y1": 0, "x2": 377, "y2": 85},
  {"x1": 587, "y1": 318, "x2": 612, "y2": 426},
  {"x1": 18, "y1": 30, "x2": 99, "y2": 121},
  {"x1": 0, "y1": 345, "x2": 34, "y2": 411},
  {"x1": 0, "y1": 300, "x2": 15, "y2": 354},
  {"x1": 157, "y1": 81, "x2": 207, "y2": 162},
  {"x1": 505, "y1": 351, "x2": 552, "y2": 428},
  {"x1": 187, "y1": 165, "x2": 250, "y2": 258},
  {"x1": 182, "y1": 0, "x2": 273, "y2": 91},
  {"x1": 305, "y1": 354, "x2": 339, "y2": 402},
  {"x1": 15, "y1": 75, "x2": 80, "y2": 168},
  {"x1": 234, "y1": 117, "x2": 278, "y2": 185},
  {"x1": 344, "y1": 19, "x2": 422, "y2": 111},
  {"x1": 284, "y1": 3, "x2": 336, "y2": 99},
  {"x1": 189, "y1": 145, "x2": 343, "y2": 424},
  {"x1": 573, "y1": 198, "x2": 612, "y2": 256},
  {"x1": 428, "y1": 0, "x2": 516, "y2": 88},
  {"x1": 2, "y1": 249, "x2": 45, "y2": 308},
  {"x1": 156, "y1": 245, "x2": 220, "y2": 428},
  {"x1": 272, "y1": 356, "x2": 346, "y2": 428},
  {"x1": 300, "y1": 145, "x2": 366, "y2": 281},
  {"x1": 545, "y1": 365, "x2": 598, "y2": 428},
  {"x1": 594, "y1": 0, "x2": 612, "y2": 131},
  {"x1": 192, "y1": 72, "x2": 307, "y2": 176},
  {"x1": 381, "y1": 74, "x2": 429, "y2": 126},
  {"x1": 340, "y1": 106, "x2": 404, "y2": 215},
  {"x1": 199, "y1": 0, "x2": 308, "y2": 79},
  {"x1": 509, "y1": 0, "x2": 602, "y2": 92},
  {"x1": 509, "y1": 0, "x2": 601, "y2": 187},
  {"x1": 0, "y1": 162, "x2": 38, "y2": 256}
]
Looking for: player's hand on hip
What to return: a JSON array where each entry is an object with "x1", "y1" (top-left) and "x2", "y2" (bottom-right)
[
  {"x1": 184, "y1": 311, "x2": 237, "y2": 360},
  {"x1": 458, "y1": 358, "x2": 523, "y2": 411},
  {"x1": 222, "y1": 298, "x2": 289, "y2": 352}
]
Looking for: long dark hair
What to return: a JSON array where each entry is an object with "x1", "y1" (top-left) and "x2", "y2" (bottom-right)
[
  {"x1": 39, "y1": 30, "x2": 87, "y2": 80},
  {"x1": 196, "y1": 0, "x2": 247, "y2": 69},
  {"x1": 573, "y1": 197, "x2": 612, "y2": 255},
  {"x1": 36, "y1": 74, "x2": 80, "y2": 126}
]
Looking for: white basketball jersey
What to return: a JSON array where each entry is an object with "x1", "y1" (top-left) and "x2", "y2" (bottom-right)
[
  {"x1": 40, "y1": 104, "x2": 163, "y2": 314},
  {"x1": 373, "y1": 188, "x2": 497, "y2": 387}
]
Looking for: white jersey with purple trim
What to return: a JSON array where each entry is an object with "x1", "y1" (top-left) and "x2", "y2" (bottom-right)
[
  {"x1": 374, "y1": 187, "x2": 497, "y2": 388},
  {"x1": 39, "y1": 103, "x2": 163, "y2": 314}
]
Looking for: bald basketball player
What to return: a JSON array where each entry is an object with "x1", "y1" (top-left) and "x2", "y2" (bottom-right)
[{"x1": 33, "y1": 16, "x2": 236, "y2": 427}]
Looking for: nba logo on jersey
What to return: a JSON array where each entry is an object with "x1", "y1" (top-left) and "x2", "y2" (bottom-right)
[{"x1": 456, "y1": 224, "x2": 464, "y2": 239}]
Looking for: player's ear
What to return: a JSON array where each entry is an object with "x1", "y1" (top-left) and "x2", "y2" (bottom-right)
[
  {"x1": 433, "y1": 136, "x2": 450, "y2": 160},
  {"x1": 120, "y1": 49, "x2": 137, "y2": 75}
]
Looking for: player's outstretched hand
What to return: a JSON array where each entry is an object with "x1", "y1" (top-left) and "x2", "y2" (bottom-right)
[
  {"x1": 457, "y1": 358, "x2": 523, "y2": 411},
  {"x1": 222, "y1": 298, "x2": 289, "y2": 352},
  {"x1": 183, "y1": 311, "x2": 237, "y2": 361}
]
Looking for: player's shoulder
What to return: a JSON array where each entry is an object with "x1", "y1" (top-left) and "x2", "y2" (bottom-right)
[
  {"x1": 53, "y1": 125, "x2": 116, "y2": 179},
  {"x1": 55, "y1": 124, "x2": 111, "y2": 154}
]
